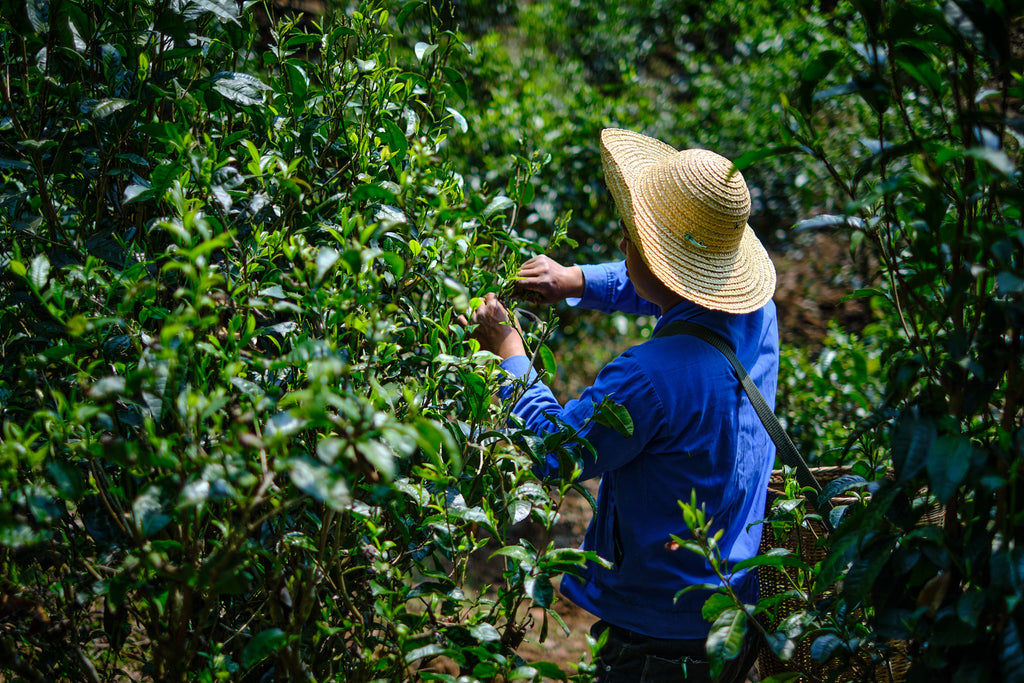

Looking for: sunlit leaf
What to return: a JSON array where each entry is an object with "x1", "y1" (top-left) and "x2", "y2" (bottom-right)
[
  {"x1": 26, "y1": 0, "x2": 49, "y2": 33},
  {"x1": 483, "y1": 195, "x2": 515, "y2": 219},
  {"x1": 404, "y1": 643, "x2": 446, "y2": 664},
  {"x1": 414, "y1": 41, "x2": 438, "y2": 62},
  {"x1": 132, "y1": 488, "x2": 171, "y2": 538},
  {"x1": 468, "y1": 622, "x2": 501, "y2": 643},
  {"x1": 29, "y1": 254, "x2": 49, "y2": 291},
  {"x1": 211, "y1": 72, "x2": 270, "y2": 106},
  {"x1": 538, "y1": 343, "x2": 557, "y2": 378},
  {"x1": 967, "y1": 147, "x2": 1015, "y2": 175}
]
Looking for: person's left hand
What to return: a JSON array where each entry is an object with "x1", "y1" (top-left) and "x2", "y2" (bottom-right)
[{"x1": 461, "y1": 293, "x2": 526, "y2": 360}]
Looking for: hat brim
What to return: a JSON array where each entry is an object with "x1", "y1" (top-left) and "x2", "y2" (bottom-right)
[{"x1": 600, "y1": 128, "x2": 776, "y2": 314}]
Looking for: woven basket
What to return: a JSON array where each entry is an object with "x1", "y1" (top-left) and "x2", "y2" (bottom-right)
[{"x1": 754, "y1": 467, "x2": 922, "y2": 683}]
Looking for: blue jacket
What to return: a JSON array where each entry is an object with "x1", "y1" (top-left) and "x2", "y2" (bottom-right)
[{"x1": 499, "y1": 261, "x2": 778, "y2": 639}]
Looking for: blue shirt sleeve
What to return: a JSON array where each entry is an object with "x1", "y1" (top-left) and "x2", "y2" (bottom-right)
[
  {"x1": 499, "y1": 351, "x2": 663, "y2": 481},
  {"x1": 568, "y1": 261, "x2": 660, "y2": 316}
]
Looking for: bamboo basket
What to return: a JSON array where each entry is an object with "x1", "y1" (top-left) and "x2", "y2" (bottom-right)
[{"x1": 754, "y1": 466, "x2": 943, "y2": 682}]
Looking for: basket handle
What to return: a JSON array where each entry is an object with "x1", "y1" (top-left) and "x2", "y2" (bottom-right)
[{"x1": 653, "y1": 320, "x2": 833, "y2": 529}]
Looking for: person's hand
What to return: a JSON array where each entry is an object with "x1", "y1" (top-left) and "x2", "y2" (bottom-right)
[
  {"x1": 464, "y1": 293, "x2": 526, "y2": 360},
  {"x1": 514, "y1": 256, "x2": 584, "y2": 305}
]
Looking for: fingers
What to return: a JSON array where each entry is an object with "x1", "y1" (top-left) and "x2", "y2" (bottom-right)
[
  {"x1": 465, "y1": 293, "x2": 526, "y2": 359},
  {"x1": 517, "y1": 255, "x2": 556, "y2": 279},
  {"x1": 513, "y1": 255, "x2": 583, "y2": 304},
  {"x1": 470, "y1": 292, "x2": 509, "y2": 325}
]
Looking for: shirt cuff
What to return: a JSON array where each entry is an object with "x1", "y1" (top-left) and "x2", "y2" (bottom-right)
[{"x1": 568, "y1": 263, "x2": 612, "y2": 309}]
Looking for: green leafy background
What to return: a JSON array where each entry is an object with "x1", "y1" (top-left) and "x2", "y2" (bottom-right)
[{"x1": 1, "y1": 0, "x2": 1023, "y2": 680}]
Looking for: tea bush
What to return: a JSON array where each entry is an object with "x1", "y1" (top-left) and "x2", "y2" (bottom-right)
[
  {"x1": 0, "y1": 0, "x2": 601, "y2": 680},
  {"x1": 692, "y1": 0, "x2": 1024, "y2": 679}
]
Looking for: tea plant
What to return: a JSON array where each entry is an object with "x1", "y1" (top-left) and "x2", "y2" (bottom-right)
[{"x1": 0, "y1": 0, "x2": 596, "y2": 680}]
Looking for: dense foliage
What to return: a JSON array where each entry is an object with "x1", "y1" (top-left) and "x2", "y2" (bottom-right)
[
  {"x1": 3, "y1": 0, "x2": 1024, "y2": 681},
  {"x1": 689, "y1": 1, "x2": 1024, "y2": 680},
  {"x1": 0, "y1": 1, "x2": 603, "y2": 680}
]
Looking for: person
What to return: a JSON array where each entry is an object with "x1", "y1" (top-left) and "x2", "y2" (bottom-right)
[{"x1": 468, "y1": 128, "x2": 778, "y2": 682}]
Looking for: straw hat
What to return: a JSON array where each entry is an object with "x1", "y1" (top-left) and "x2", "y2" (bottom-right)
[{"x1": 600, "y1": 128, "x2": 776, "y2": 314}]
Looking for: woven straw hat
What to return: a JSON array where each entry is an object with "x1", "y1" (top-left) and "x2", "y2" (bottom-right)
[{"x1": 600, "y1": 128, "x2": 776, "y2": 314}]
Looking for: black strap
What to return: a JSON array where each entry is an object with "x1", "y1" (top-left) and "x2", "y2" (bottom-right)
[{"x1": 654, "y1": 320, "x2": 833, "y2": 526}]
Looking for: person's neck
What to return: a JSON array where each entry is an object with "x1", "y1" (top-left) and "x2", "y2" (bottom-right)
[
  {"x1": 658, "y1": 297, "x2": 685, "y2": 316},
  {"x1": 647, "y1": 286, "x2": 685, "y2": 316}
]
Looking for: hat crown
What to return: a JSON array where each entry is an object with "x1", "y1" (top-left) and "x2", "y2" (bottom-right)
[
  {"x1": 643, "y1": 149, "x2": 750, "y2": 254},
  {"x1": 599, "y1": 128, "x2": 775, "y2": 313}
]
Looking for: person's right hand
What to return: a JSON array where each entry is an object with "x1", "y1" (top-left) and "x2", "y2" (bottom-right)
[{"x1": 514, "y1": 256, "x2": 584, "y2": 305}]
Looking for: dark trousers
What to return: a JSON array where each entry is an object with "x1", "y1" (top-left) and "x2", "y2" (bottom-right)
[{"x1": 591, "y1": 621, "x2": 759, "y2": 683}]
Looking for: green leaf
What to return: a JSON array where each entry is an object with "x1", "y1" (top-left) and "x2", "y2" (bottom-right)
[
  {"x1": 701, "y1": 592, "x2": 736, "y2": 622},
  {"x1": 538, "y1": 343, "x2": 557, "y2": 378},
  {"x1": 818, "y1": 475, "x2": 868, "y2": 508},
  {"x1": 793, "y1": 214, "x2": 865, "y2": 232},
  {"x1": 358, "y1": 439, "x2": 397, "y2": 480},
  {"x1": 181, "y1": 0, "x2": 240, "y2": 23},
  {"x1": 482, "y1": 195, "x2": 515, "y2": 219},
  {"x1": 967, "y1": 147, "x2": 1015, "y2": 175},
  {"x1": 527, "y1": 661, "x2": 568, "y2": 681},
  {"x1": 351, "y1": 182, "x2": 400, "y2": 204},
  {"x1": 732, "y1": 547, "x2": 810, "y2": 573},
  {"x1": 397, "y1": 0, "x2": 424, "y2": 29},
  {"x1": 489, "y1": 545, "x2": 532, "y2": 565},
  {"x1": 414, "y1": 41, "x2": 438, "y2": 62},
  {"x1": 840, "y1": 288, "x2": 888, "y2": 304},
  {"x1": 382, "y1": 117, "x2": 409, "y2": 160},
  {"x1": 891, "y1": 411, "x2": 935, "y2": 482},
  {"x1": 404, "y1": 643, "x2": 446, "y2": 663},
  {"x1": 593, "y1": 396, "x2": 633, "y2": 437},
  {"x1": 29, "y1": 253, "x2": 50, "y2": 291},
  {"x1": 706, "y1": 608, "x2": 747, "y2": 679},
  {"x1": 0, "y1": 158, "x2": 32, "y2": 170},
  {"x1": 132, "y1": 487, "x2": 171, "y2": 538},
  {"x1": 26, "y1": 0, "x2": 49, "y2": 33},
  {"x1": 927, "y1": 434, "x2": 973, "y2": 504},
  {"x1": 468, "y1": 622, "x2": 501, "y2": 643},
  {"x1": 798, "y1": 49, "x2": 842, "y2": 111},
  {"x1": 379, "y1": 251, "x2": 405, "y2": 278},
  {"x1": 531, "y1": 574, "x2": 554, "y2": 608},
  {"x1": 809, "y1": 632, "x2": 844, "y2": 663},
  {"x1": 1000, "y1": 619, "x2": 1024, "y2": 683},
  {"x1": 289, "y1": 457, "x2": 351, "y2": 511},
  {"x1": 315, "y1": 247, "x2": 339, "y2": 283},
  {"x1": 242, "y1": 628, "x2": 286, "y2": 668},
  {"x1": 441, "y1": 66, "x2": 469, "y2": 101},
  {"x1": 48, "y1": 460, "x2": 85, "y2": 500},
  {"x1": 8, "y1": 259, "x2": 26, "y2": 277},
  {"x1": 446, "y1": 106, "x2": 468, "y2": 133},
  {"x1": 91, "y1": 99, "x2": 131, "y2": 119},
  {"x1": 123, "y1": 182, "x2": 154, "y2": 204},
  {"x1": 211, "y1": 72, "x2": 270, "y2": 106}
]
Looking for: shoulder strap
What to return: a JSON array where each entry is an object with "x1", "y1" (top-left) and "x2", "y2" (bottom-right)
[{"x1": 654, "y1": 320, "x2": 832, "y2": 526}]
